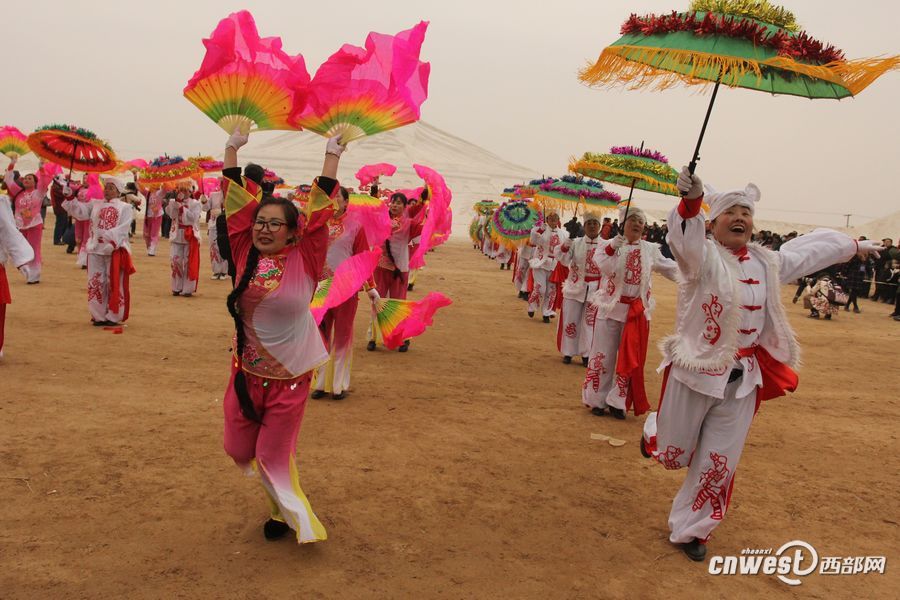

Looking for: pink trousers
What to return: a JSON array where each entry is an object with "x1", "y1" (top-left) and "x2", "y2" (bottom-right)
[
  {"x1": 223, "y1": 367, "x2": 327, "y2": 543},
  {"x1": 374, "y1": 266, "x2": 409, "y2": 299},
  {"x1": 143, "y1": 215, "x2": 162, "y2": 255},
  {"x1": 20, "y1": 225, "x2": 42, "y2": 282},
  {"x1": 314, "y1": 294, "x2": 359, "y2": 394}
]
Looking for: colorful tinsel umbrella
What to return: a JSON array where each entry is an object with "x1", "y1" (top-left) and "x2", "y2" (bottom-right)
[
  {"x1": 533, "y1": 175, "x2": 621, "y2": 213},
  {"x1": 138, "y1": 156, "x2": 202, "y2": 188},
  {"x1": 355, "y1": 163, "x2": 397, "y2": 188},
  {"x1": 0, "y1": 126, "x2": 30, "y2": 159},
  {"x1": 579, "y1": 0, "x2": 900, "y2": 174},
  {"x1": 184, "y1": 10, "x2": 311, "y2": 133},
  {"x1": 501, "y1": 184, "x2": 526, "y2": 199},
  {"x1": 571, "y1": 145, "x2": 679, "y2": 197},
  {"x1": 473, "y1": 200, "x2": 500, "y2": 216},
  {"x1": 296, "y1": 22, "x2": 430, "y2": 143},
  {"x1": 262, "y1": 169, "x2": 284, "y2": 186},
  {"x1": 371, "y1": 292, "x2": 452, "y2": 349},
  {"x1": 191, "y1": 156, "x2": 224, "y2": 173},
  {"x1": 27, "y1": 124, "x2": 117, "y2": 173},
  {"x1": 490, "y1": 200, "x2": 543, "y2": 251},
  {"x1": 409, "y1": 164, "x2": 452, "y2": 270}
]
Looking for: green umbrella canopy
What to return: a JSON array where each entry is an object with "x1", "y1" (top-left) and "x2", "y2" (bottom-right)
[
  {"x1": 533, "y1": 175, "x2": 622, "y2": 212},
  {"x1": 571, "y1": 146, "x2": 680, "y2": 197},
  {"x1": 473, "y1": 200, "x2": 500, "y2": 215},
  {"x1": 491, "y1": 200, "x2": 544, "y2": 250},
  {"x1": 580, "y1": 0, "x2": 899, "y2": 99}
]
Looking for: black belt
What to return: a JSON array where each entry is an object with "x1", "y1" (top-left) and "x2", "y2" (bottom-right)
[{"x1": 728, "y1": 368, "x2": 743, "y2": 383}]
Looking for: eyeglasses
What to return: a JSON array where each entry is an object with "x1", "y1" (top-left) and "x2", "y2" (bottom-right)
[{"x1": 253, "y1": 219, "x2": 286, "y2": 233}]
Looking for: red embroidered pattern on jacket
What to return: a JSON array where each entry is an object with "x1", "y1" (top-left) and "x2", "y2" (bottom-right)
[
  {"x1": 607, "y1": 276, "x2": 616, "y2": 296},
  {"x1": 98, "y1": 206, "x2": 119, "y2": 230},
  {"x1": 565, "y1": 322, "x2": 577, "y2": 338},
  {"x1": 658, "y1": 445, "x2": 686, "y2": 470},
  {"x1": 549, "y1": 233, "x2": 561, "y2": 255},
  {"x1": 692, "y1": 452, "x2": 731, "y2": 520},
  {"x1": 624, "y1": 248, "x2": 642, "y2": 285},
  {"x1": 327, "y1": 220, "x2": 345, "y2": 242},
  {"x1": 583, "y1": 353, "x2": 607, "y2": 392},
  {"x1": 87, "y1": 272, "x2": 103, "y2": 303},
  {"x1": 702, "y1": 294, "x2": 723, "y2": 345},
  {"x1": 586, "y1": 248, "x2": 599, "y2": 275}
]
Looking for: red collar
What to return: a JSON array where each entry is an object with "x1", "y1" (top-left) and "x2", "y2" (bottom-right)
[{"x1": 731, "y1": 246, "x2": 750, "y2": 262}]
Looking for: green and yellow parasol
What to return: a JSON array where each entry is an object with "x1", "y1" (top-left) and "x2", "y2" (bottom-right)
[{"x1": 579, "y1": 0, "x2": 900, "y2": 174}]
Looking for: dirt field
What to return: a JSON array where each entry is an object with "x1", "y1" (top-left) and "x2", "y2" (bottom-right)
[{"x1": 2, "y1": 229, "x2": 898, "y2": 599}]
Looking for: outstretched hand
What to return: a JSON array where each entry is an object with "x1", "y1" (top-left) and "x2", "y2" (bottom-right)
[
  {"x1": 325, "y1": 135, "x2": 346, "y2": 157},
  {"x1": 226, "y1": 126, "x2": 249, "y2": 151},
  {"x1": 856, "y1": 239, "x2": 883, "y2": 260}
]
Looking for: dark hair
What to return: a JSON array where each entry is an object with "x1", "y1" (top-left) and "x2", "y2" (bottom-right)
[
  {"x1": 390, "y1": 192, "x2": 408, "y2": 206},
  {"x1": 225, "y1": 197, "x2": 301, "y2": 423},
  {"x1": 339, "y1": 186, "x2": 350, "y2": 202},
  {"x1": 244, "y1": 163, "x2": 265, "y2": 187},
  {"x1": 420, "y1": 187, "x2": 429, "y2": 202}
]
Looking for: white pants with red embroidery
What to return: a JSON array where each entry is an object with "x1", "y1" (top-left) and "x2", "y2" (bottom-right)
[
  {"x1": 170, "y1": 242, "x2": 197, "y2": 295},
  {"x1": 528, "y1": 267, "x2": 556, "y2": 317},
  {"x1": 208, "y1": 222, "x2": 229, "y2": 276},
  {"x1": 643, "y1": 375, "x2": 756, "y2": 544},
  {"x1": 86, "y1": 254, "x2": 125, "y2": 323},
  {"x1": 581, "y1": 317, "x2": 628, "y2": 409},
  {"x1": 559, "y1": 282, "x2": 599, "y2": 359}
]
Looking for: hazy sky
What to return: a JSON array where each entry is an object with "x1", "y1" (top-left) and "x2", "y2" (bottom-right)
[{"x1": 5, "y1": 0, "x2": 899, "y2": 227}]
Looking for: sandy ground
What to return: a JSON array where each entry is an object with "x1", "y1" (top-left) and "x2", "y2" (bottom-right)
[{"x1": 2, "y1": 226, "x2": 898, "y2": 599}]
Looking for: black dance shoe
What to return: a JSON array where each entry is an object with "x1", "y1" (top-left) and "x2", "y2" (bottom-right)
[
  {"x1": 681, "y1": 538, "x2": 707, "y2": 562},
  {"x1": 542, "y1": 316, "x2": 550, "y2": 323},
  {"x1": 263, "y1": 519, "x2": 291, "y2": 541},
  {"x1": 582, "y1": 357, "x2": 589, "y2": 367},
  {"x1": 332, "y1": 391, "x2": 346, "y2": 400},
  {"x1": 562, "y1": 356, "x2": 572, "y2": 364},
  {"x1": 590, "y1": 407, "x2": 606, "y2": 417},
  {"x1": 609, "y1": 407, "x2": 626, "y2": 420},
  {"x1": 366, "y1": 341, "x2": 376, "y2": 351},
  {"x1": 311, "y1": 390, "x2": 327, "y2": 399}
]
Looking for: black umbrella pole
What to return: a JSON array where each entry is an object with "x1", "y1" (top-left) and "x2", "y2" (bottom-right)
[
  {"x1": 67, "y1": 140, "x2": 80, "y2": 179},
  {"x1": 622, "y1": 141, "x2": 643, "y2": 223},
  {"x1": 687, "y1": 79, "x2": 721, "y2": 176}
]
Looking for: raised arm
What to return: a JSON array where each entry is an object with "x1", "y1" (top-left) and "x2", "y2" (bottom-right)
[
  {"x1": 776, "y1": 230, "x2": 867, "y2": 284},
  {"x1": 666, "y1": 167, "x2": 708, "y2": 281},
  {"x1": 650, "y1": 243, "x2": 680, "y2": 282},
  {"x1": 4, "y1": 161, "x2": 22, "y2": 197}
]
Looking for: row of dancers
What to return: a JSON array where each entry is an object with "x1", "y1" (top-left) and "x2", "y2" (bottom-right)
[
  {"x1": 0, "y1": 130, "x2": 440, "y2": 547},
  {"x1": 476, "y1": 173, "x2": 883, "y2": 561}
]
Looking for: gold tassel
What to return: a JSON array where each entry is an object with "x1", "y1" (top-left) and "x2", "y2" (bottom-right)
[{"x1": 580, "y1": 45, "x2": 900, "y2": 97}]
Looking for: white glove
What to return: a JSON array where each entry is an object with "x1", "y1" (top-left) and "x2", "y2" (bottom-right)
[
  {"x1": 367, "y1": 288, "x2": 380, "y2": 302},
  {"x1": 857, "y1": 239, "x2": 883, "y2": 259},
  {"x1": 325, "y1": 135, "x2": 346, "y2": 157},
  {"x1": 676, "y1": 166, "x2": 703, "y2": 200},
  {"x1": 610, "y1": 234, "x2": 626, "y2": 250},
  {"x1": 62, "y1": 185, "x2": 73, "y2": 198},
  {"x1": 226, "y1": 126, "x2": 249, "y2": 151}
]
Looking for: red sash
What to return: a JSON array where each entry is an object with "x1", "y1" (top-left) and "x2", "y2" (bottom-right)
[
  {"x1": 181, "y1": 225, "x2": 201, "y2": 283},
  {"x1": 549, "y1": 263, "x2": 568, "y2": 311},
  {"x1": 735, "y1": 345, "x2": 798, "y2": 406},
  {"x1": 0, "y1": 265, "x2": 10, "y2": 304},
  {"x1": 616, "y1": 296, "x2": 651, "y2": 416},
  {"x1": 108, "y1": 248, "x2": 136, "y2": 320}
]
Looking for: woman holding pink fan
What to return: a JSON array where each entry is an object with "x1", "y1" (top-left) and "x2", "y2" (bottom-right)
[{"x1": 220, "y1": 127, "x2": 344, "y2": 544}]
